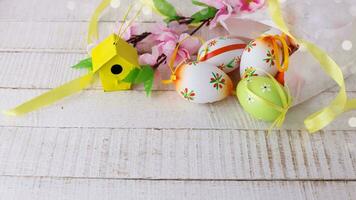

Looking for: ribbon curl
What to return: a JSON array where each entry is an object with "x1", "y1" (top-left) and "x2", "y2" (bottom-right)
[{"x1": 268, "y1": 0, "x2": 356, "y2": 133}]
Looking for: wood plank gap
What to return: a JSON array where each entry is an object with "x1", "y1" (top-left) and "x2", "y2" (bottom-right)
[
  {"x1": 0, "y1": 48, "x2": 87, "y2": 54},
  {"x1": 0, "y1": 174, "x2": 354, "y2": 182},
  {"x1": 0, "y1": 19, "x2": 157, "y2": 23},
  {"x1": 0, "y1": 125, "x2": 351, "y2": 133}
]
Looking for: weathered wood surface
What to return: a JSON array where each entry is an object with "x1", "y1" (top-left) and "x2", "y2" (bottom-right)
[
  {"x1": 0, "y1": 0, "x2": 355, "y2": 199},
  {"x1": 0, "y1": 177, "x2": 355, "y2": 200},
  {"x1": 0, "y1": 89, "x2": 355, "y2": 131},
  {"x1": 0, "y1": 127, "x2": 355, "y2": 180}
]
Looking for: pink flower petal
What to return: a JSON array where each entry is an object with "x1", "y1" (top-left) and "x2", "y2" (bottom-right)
[
  {"x1": 167, "y1": 21, "x2": 189, "y2": 34},
  {"x1": 177, "y1": 48, "x2": 191, "y2": 61},
  {"x1": 139, "y1": 53, "x2": 158, "y2": 66},
  {"x1": 179, "y1": 33, "x2": 201, "y2": 54},
  {"x1": 156, "y1": 32, "x2": 178, "y2": 42},
  {"x1": 162, "y1": 40, "x2": 177, "y2": 57},
  {"x1": 209, "y1": 4, "x2": 233, "y2": 29},
  {"x1": 239, "y1": 0, "x2": 265, "y2": 12}
]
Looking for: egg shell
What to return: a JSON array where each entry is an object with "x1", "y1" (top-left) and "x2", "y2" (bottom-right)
[
  {"x1": 174, "y1": 62, "x2": 233, "y2": 104},
  {"x1": 197, "y1": 36, "x2": 246, "y2": 73},
  {"x1": 236, "y1": 76, "x2": 287, "y2": 122},
  {"x1": 240, "y1": 37, "x2": 283, "y2": 78}
]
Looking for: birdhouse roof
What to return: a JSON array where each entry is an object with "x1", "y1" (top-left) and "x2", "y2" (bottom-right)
[{"x1": 91, "y1": 34, "x2": 139, "y2": 72}]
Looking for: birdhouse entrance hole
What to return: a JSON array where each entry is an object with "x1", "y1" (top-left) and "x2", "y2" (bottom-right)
[{"x1": 111, "y1": 64, "x2": 123, "y2": 75}]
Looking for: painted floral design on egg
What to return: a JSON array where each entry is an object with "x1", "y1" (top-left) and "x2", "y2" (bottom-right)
[
  {"x1": 261, "y1": 83, "x2": 271, "y2": 93},
  {"x1": 217, "y1": 63, "x2": 225, "y2": 70},
  {"x1": 208, "y1": 40, "x2": 217, "y2": 47},
  {"x1": 240, "y1": 37, "x2": 283, "y2": 78},
  {"x1": 210, "y1": 72, "x2": 226, "y2": 91},
  {"x1": 174, "y1": 62, "x2": 233, "y2": 104},
  {"x1": 247, "y1": 95, "x2": 255, "y2": 104},
  {"x1": 263, "y1": 49, "x2": 275, "y2": 67},
  {"x1": 188, "y1": 61, "x2": 198, "y2": 66},
  {"x1": 242, "y1": 67, "x2": 258, "y2": 79},
  {"x1": 246, "y1": 41, "x2": 257, "y2": 52},
  {"x1": 198, "y1": 36, "x2": 246, "y2": 73},
  {"x1": 180, "y1": 88, "x2": 196, "y2": 101}
]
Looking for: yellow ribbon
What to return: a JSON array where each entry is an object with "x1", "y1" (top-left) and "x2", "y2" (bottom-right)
[
  {"x1": 4, "y1": 0, "x2": 112, "y2": 116},
  {"x1": 268, "y1": 0, "x2": 356, "y2": 133},
  {"x1": 161, "y1": 36, "x2": 205, "y2": 84},
  {"x1": 87, "y1": 0, "x2": 111, "y2": 44},
  {"x1": 4, "y1": 73, "x2": 96, "y2": 116}
]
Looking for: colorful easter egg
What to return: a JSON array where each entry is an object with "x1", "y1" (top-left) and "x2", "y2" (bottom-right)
[
  {"x1": 174, "y1": 61, "x2": 233, "y2": 104},
  {"x1": 240, "y1": 37, "x2": 283, "y2": 78},
  {"x1": 197, "y1": 36, "x2": 246, "y2": 73},
  {"x1": 236, "y1": 76, "x2": 289, "y2": 122}
]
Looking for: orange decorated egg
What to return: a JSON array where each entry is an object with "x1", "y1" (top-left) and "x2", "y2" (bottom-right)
[
  {"x1": 197, "y1": 36, "x2": 246, "y2": 73},
  {"x1": 174, "y1": 61, "x2": 233, "y2": 103}
]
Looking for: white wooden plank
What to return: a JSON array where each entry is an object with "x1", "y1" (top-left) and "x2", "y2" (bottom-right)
[
  {"x1": 0, "y1": 127, "x2": 354, "y2": 180},
  {"x1": 0, "y1": 21, "x2": 210, "y2": 52},
  {"x1": 0, "y1": 176, "x2": 355, "y2": 200},
  {"x1": 0, "y1": 0, "x2": 197, "y2": 22},
  {"x1": 0, "y1": 88, "x2": 355, "y2": 131},
  {"x1": 0, "y1": 22, "x2": 114, "y2": 51}
]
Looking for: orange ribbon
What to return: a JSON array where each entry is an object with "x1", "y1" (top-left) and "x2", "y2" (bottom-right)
[{"x1": 261, "y1": 34, "x2": 291, "y2": 84}]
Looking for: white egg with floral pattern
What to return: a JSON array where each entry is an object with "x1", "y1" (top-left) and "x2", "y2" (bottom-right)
[
  {"x1": 174, "y1": 61, "x2": 233, "y2": 104},
  {"x1": 198, "y1": 36, "x2": 246, "y2": 73},
  {"x1": 240, "y1": 37, "x2": 283, "y2": 78}
]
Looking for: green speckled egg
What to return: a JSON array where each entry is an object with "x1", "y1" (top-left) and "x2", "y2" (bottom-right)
[{"x1": 236, "y1": 76, "x2": 287, "y2": 122}]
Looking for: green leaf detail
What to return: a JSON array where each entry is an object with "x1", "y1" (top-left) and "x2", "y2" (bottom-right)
[
  {"x1": 134, "y1": 65, "x2": 154, "y2": 84},
  {"x1": 143, "y1": 77, "x2": 154, "y2": 96},
  {"x1": 226, "y1": 59, "x2": 235, "y2": 68},
  {"x1": 191, "y1": 0, "x2": 209, "y2": 7},
  {"x1": 153, "y1": 0, "x2": 178, "y2": 19},
  {"x1": 122, "y1": 65, "x2": 155, "y2": 96},
  {"x1": 163, "y1": 16, "x2": 181, "y2": 23},
  {"x1": 122, "y1": 68, "x2": 140, "y2": 83},
  {"x1": 191, "y1": 7, "x2": 217, "y2": 23},
  {"x1": 71, "y1": 57, "x2": 92, "y2": 70}
]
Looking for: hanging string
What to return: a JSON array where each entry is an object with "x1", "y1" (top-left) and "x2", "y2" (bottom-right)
[
  {"x1": 119, "y1": 5, "x2": 143, "y2": 37},
  {"x1": 161, "y1": 36, "x2": 205, "y2": 84},
  {"x1": 117, "y1": 4, "x2": 134, "y2": 37}
]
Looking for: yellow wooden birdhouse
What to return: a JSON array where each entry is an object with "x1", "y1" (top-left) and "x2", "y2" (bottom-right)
[{"x1": 92, "y1": 33, "x2": 139, "y2": 91}]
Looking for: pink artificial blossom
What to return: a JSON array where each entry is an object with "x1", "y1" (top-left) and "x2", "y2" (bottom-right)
[
  {"x1": 239, "y1": 0, "x2": 265, "y2": 12},
  {"x1": 139, "y1": 46, "x2": 161, "y2": 66},
  {"x1": 198, "y1": 0, "x2": 265, "y2": 29},
  {"x1": 200, "y1": 0, "x2": 238, "y2": 29},
  {"x1": 139, "y1": 22, "x2": 200, "y2": 66}
]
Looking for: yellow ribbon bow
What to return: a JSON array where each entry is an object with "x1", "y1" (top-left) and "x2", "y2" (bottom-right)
[{"x1": 268, "y1": 0, "x2": 356, "y2": 133}]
